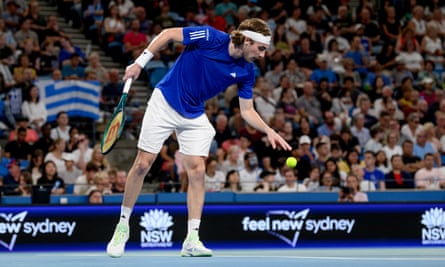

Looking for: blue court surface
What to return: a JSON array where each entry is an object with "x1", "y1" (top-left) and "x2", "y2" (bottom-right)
[{"x1": 3, "y1": 248, "x2": 445, "y2": 267}]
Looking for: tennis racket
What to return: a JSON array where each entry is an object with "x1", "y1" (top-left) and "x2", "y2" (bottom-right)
[{"x1": 100, "y1": 78, "x2": 133, "y2": 155}]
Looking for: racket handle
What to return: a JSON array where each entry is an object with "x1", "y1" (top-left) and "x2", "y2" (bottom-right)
[{"x1": 123, "y1": 78, "x2": 133, "y2": 94}]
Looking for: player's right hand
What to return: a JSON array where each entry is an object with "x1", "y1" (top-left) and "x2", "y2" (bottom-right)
[{"x1": 123, "y1": 63, "x2": 142, "y2": 81}]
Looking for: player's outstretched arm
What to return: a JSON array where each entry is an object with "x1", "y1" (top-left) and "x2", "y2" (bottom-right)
[
  {"x1": 123, "y1": 27, "x2": 184, "y2": 81},
  {"x1": 239, "y1": 97, "x2": 291, "y2": 151}
]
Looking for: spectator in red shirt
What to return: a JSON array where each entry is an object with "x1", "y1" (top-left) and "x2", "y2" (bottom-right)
[{"x1": 123, "y1": 19, "x2": 148, "y2": 65}]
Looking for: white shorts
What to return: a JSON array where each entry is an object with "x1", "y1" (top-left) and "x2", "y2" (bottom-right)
[{"x1": 137, "y1": 89, "x2": 216, "y2": 156}]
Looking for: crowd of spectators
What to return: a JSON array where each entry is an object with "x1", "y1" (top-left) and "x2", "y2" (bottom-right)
[{"x1": 2, "y1": 0, "x2": 445, "y2": 203}]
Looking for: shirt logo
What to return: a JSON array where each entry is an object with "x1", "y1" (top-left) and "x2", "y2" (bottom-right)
[
  {"x1": 230, "y1": 72, "x2": 236, "y2": 78},
  {"x1": 189, "y1": 30, "x2": 207, "y2": 41}
]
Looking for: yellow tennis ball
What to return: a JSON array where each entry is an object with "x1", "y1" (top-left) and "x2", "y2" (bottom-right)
[{"x1": 286, "y1": 157, "x2": 298, "y2": 168}]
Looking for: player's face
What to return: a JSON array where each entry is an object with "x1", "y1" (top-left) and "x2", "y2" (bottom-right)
[{"x1": 243, "y1": 40, "x2": 268, "y2": 62}]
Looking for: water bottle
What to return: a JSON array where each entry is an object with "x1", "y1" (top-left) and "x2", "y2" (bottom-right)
[{"x1": 52, "y1": 180, "x2": 61, "y2": 192}]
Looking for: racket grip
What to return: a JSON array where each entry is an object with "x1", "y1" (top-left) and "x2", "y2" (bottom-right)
[{"x1": 123, "y1": 78, "x2": 133, "y2": 94}]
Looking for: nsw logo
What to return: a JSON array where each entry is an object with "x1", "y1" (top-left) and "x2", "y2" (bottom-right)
[
  {"x1": 140, "y1": 209, "x2": 174, "y2": 248},
  {"x1": 0, "y1": 211, "x2": 27, "y2": 251},
  {"x1": 421, "y1": 207, "x2": 445, "y2": 244}
]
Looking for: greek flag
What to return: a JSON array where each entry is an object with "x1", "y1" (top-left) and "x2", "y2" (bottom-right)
[{"x1": 35, "y1": 80, "x2": 101, "y2": 122}]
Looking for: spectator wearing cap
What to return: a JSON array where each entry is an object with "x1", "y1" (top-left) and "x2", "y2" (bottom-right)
[
  {"x1": 354, "y1": 23, "x2": 373, "y2": 55},
  {"x1": 298, "y1": 135, "x2": 314, "y2": 162},
  {"x1": 61, "y1": 52, "x2": 85, "y2": 80},
  {"x1": 417, "y1": 60, "x2": 441, "y2": 90},
  {"x1": 419, "y1": 77, "x2": 436, "y2": 106},
  {"x1": 356, "y1": 7, "x2": 380, "y2": 47},
  {"x1": 2, "y1": 159, "x2": 22, "y2": 195},
  {"x1": 59, "y1": 153, "x2": 82, "y2": 185},
  {"x1": 4, "y1": 127, "x2": 32, "y2": 161}
]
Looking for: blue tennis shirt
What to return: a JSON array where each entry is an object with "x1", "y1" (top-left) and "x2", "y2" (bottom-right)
[{"x1": 157, "y1": 26, "x2": 255, "y2": 119}]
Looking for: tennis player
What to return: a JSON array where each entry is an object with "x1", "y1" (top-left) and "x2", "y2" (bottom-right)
[{"x1": 107, "y1": 18, "x2": 291, "y2": 258}]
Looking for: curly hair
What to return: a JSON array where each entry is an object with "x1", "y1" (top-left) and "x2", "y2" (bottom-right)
[{"x1": 230, "y1": 18, "x2": 271, "y2": 47}]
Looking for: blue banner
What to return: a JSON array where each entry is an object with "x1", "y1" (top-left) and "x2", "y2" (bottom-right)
[
  {"x1": 1, "y1": 203, "x2": 445, "y2": 252},
  {"x1": 35, "y1": 80, "x2": 101, "y2": 122}
]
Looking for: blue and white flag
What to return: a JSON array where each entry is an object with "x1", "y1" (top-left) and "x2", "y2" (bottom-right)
[{"x1": 35, "y1": 80, "x2": 101, "y2": 122}]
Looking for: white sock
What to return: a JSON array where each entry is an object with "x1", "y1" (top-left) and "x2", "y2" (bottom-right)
[
  {"x1": 187, "y1": 219, "x2": 201, "y2": 237},
  {"x1": 119, "y1": 206, "x2": 132, "y2": 225}
]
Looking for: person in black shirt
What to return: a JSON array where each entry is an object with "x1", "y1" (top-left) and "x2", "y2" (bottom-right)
[
  {"x1": 37, "y1": 160, "x2": 65, "y2": 195},
  {"x1": 33, "y1": 122, "x2": 53, "y2": 155},
  {"x1": 386, "y1": 154, "x2": 414, "y2": 189},
  {"x1": 401, "y1": 139, "x2": 423, "y2": 177},
  {"x1": 4, "y1": 127, "x2": 32, "y2": 161}
]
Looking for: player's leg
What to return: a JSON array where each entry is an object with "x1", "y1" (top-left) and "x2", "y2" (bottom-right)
[
  {"x1": 176, "y1": 114, "x2": 215, "y2": 257},
  {"x1": 180, "y1": 154, "x2": 212, "y2": 257},
  {"x1": 107, "y1": 150, "x2": 156, "y2": 258},
  {"x1": 107, "y1": 89, "x2": 174, "y2": 258}
]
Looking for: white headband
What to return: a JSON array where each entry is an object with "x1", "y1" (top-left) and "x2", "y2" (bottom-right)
[{"x1": 240, "y1": 30, "x2": 271, "y2": 45}]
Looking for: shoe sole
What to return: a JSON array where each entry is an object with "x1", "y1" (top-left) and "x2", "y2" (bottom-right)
[{"x1": 180, "y1": 250, "x2": 213, "y2": 257}]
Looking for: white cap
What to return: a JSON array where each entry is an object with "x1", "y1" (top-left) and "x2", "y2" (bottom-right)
[
  {"x1": 62, "y1": 153, "x2": 75, "y2": 161},
  {"x1": 422, "y1": 77, "x2": 433, "y2": 84},
  {"x1": 317, "y1": 53, "x2": 328, "y2": 61},
  {"x1": 299, "y1": 135, "x2": 311, "y2": 145}
]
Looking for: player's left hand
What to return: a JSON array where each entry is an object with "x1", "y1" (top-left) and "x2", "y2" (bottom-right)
[{"x1": 266, "y1": 128, "x2": 292, "y2": 150}]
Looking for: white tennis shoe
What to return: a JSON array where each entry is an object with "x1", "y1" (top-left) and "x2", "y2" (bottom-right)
[
  {"x1": 107, "y1": 222, "x2": 129, "y2": 258},
  {"x1": 180, "y1": 232, "x2": 213, "y2": 257}
]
